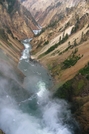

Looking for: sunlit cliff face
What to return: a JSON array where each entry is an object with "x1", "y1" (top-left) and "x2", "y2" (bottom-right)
[
  {"x1": 0, "y1": 0, "x2": 38, "y2": 40},
  {"x1": 21, "y1": 0, "x2": 82, "y2": 11},
  {"x1": 21, "y1": 0, "x2": 85, "y2": 27}
]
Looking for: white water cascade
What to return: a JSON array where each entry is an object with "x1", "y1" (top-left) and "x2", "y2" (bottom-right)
[{"x1": 0, "y1": 37, "x2": 80, "y2": 134}]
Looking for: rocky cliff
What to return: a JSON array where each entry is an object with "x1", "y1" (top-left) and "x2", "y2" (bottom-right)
[
  {"x1": 1, "y1": 0, "x2": 89, "y2": 133},
  {"x1": 29, "y1": 1, "x2": 89, "y2": 133},
  {"x1": 0, "y1": 0, "x2": 38, "y2": 40},
  {"x1": 0, "y1": 0, "x2": 38, "y2": 63},
  {"x1": 21, "y1": 0, "x2": 86, "y2": 27},
  {"x1": 31, "y1": 0, "x2": 89, "y2": 83}
]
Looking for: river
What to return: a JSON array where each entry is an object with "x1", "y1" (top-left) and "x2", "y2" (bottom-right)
[{"x1": 0, "y1": 39, "x2": 80, "y2": 134}]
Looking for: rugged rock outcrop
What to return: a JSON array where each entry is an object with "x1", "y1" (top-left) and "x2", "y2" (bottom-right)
[
  {"x1": 0, "y1": 0, "x2": 38, "y2": 40},
  {"x1": 0, "y1": 0, "x2": 89, "y2": 133},
  {"x1": 55, "y1": 63, "x2": 89, "y2": 134},
  {"x1": 29, "y1": 1, "x2": 89, "y2": 133},
  {"x1": 21, "y1": 0, "x2": 86, "y2": 27},
  {"x1": 30, "y1": 0, "x2": 89, "y2": 83},
  {"x1": 0, "y1": 0, "x2": 38, "y2": 63}
]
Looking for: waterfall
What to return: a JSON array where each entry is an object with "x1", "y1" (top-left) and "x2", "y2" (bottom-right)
[{"x1": 0, "y1": 38, "x2": 80, "y2": 134}]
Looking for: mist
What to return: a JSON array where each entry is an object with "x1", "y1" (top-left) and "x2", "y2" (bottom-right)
[{"x1": 0, "y1": 60, "x2": 80, "y2": 134}]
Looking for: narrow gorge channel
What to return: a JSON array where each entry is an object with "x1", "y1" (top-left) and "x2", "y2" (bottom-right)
[{"x1": 0, "y1": 38, "x2": 80, "y2": 134}]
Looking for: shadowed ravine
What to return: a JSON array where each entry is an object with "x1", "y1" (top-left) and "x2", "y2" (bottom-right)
[{"x1": 0, "y1": 39, "x2": 80, "y2": 134}]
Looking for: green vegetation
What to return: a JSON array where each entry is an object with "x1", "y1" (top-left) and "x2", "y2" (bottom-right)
[
  {"x1": 79, "y1": 62, "x2": 89, "y2": 80},
  {"x1": 0, "y1": 29, "x2": 8, "y2": 41},
  {"x1": 87, "y1": 24, "x2": 89, "y2": 28},
  {"x1": 52, "y1": 41, "x2": 72, "y2": 56},
  {"x1": 55, "y1": 62, "x2": 89, "y2": 101},
  {"x1": 79, "y1": 63, "x2": 89, "y2": 75},
  {"x1": 47, "y1": 64, "x2": 53, "y2": 70},
  {"x1": 62, "y1": 55, "x2": 80, "y2": 69},
  {"x1": 38, "y1": 53, "x2": 45, "y2": 59},
  {"x1": 86, "y1": 75, "x2": 89, "y2": 80},
  {"x1": 73, "y1": 39, "x2": 77, "y2": 46},
  {"x1": 78, "y1": 80, "x2": 84, "y2": 90},
  {"x1": 36, "y1": 40, "x2": 44, "y2": 49},
  {"x1": 54, "y1": 80, "x2": 72, "y2": 100},
  {"x1": 81, "y1": 32, "x2": 84, "y2": 41},
  {"x1": 71, "y1": 25, "x2": 79, "y2": 34},
  {"x1": 79, "y1": 32, "x2": 87, "y2": 43},
  {"x1": 61, "y1": 42, "x2": 72, "y2": 54},
  {"x1": 54, "y1": 76, "x2": 85, "y2": 100},
  {"x1": 47, "y1": 61, "x2": 61, "y2": 78},
  {"x1": 54, "y1": 61, "x2": 89, "y2": 134},
  {"x1": 45, "y1": 33, "x2": 69, "y2": 54},
  {"x1": 38, "y1": 33, "x2": 69, "y2": 58},
  {"x1": 38, "y1": 36, "x2": 79, "y2": 61},
  {"x1": 45, "y1": 44, "x2": 58, "y2": 54},
  {"x1": 59, "y1": 22, "x2": 70, "y2": 32},
  {"x1": 8, "y1": 42, "x2": 12, "y2": 47},
  {"x1": 0, "y1": 43, "x2": 2, "y2": 46},
  {"x1": 35, "y1": 20, "x2": 58, "y2": 37},
  {"x1": 71, "y1": 17, "x2": 79, "y2": 34},
  {"x1": 62, "y1": 48, "x2": 81, "y2": 69},
  {"x1": 52, "y1": 50, "x2": 60, "y2": 56},
  {"x1": 47, "y1": 21, "x2": 58, "y2": 28},
  {"x1": 44, "y1": 40, "x2": 49, "y2": 45},
  {"x1": 36, "y1": 43, "x2": 41, "y2": 49}
]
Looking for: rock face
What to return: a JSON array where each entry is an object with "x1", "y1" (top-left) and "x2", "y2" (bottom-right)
[
  {"x1": 55, "y1": 64, "x2": 89, "y2": 134},
  {"x1": 0, "y1": 0, "x2": 38, "y2": 40},
  {"x1": 21, "y1": 0, "x2": 85, "y2": 27},
  {"x1": 29, "y1": 1, "x2": 89, "y2": 133},
  {"x1": 30, "y1": 0, "x2": 89, "y2": 83},
  {"x1": 0, "y1": 0, "x2": 38, "y2": 63},
  {"x1": 0, "y1": 1, "x2": 36, "y2": 133},
  {"x1": 0, "y1": 0, "x2": 89, "y2": 134}
]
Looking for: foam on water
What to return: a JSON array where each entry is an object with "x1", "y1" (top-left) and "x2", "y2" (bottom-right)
[
  {"x1": 0, "y1": 78, "x2": 75, "y2": 134},
  {"x1": 37, "y1": 81, "x2": 47, "y2": 97},
  {"x1": 20, "y1": 39, "x2": 32, "y2": 60},
  {"x1": 33, "y1": 30, "x2": 41, "y2": 35},
  {"x1": 0, "y1": 39, "x2": 80, "y2": 134}
]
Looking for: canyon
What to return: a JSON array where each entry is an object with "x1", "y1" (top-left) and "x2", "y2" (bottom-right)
[
  {"x1": 21, "y1": 0, "x2": 86, "y2": 26},
  {"x1": 0, "y1": 0, "x2": 89, "y2": 134},
  {"x1": 0, "y1": 0, "x2": 38, "y2": 63}
]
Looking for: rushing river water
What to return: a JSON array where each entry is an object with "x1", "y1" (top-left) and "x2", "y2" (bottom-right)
[{"x1": 0, "y1": 39, "x2": 80, "y2": 134}]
